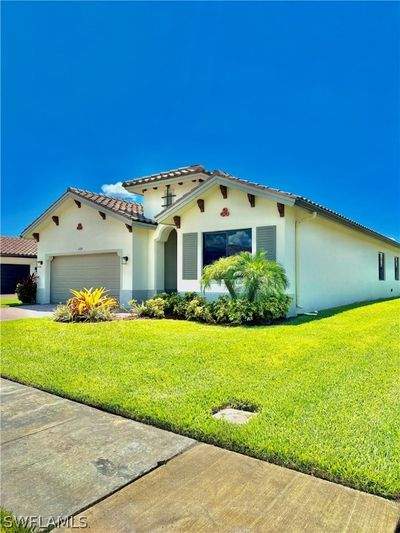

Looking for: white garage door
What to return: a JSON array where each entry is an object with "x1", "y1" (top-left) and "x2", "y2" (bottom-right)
[{"x1": 50, "y1": 253, "x2": 120, "y2": 303}]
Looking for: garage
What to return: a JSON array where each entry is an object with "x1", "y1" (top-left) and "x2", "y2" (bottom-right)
[
  {"x1": 1, "y1": 264, "x2": 30, "y2": 294},
  {"x1": 50, "y1": 253, "x2": 121, "y2": 303},
  {"x1": 0, "y1": 237, "x2": 37, "y2": 294}
]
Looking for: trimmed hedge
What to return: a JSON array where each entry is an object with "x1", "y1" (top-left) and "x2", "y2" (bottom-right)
[{"x1": 130, "y1": 292, "x2": 292, "y2": 325}]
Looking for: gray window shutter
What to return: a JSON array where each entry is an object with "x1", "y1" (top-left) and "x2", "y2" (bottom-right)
[
  {"x1": 256, "y1": 226, "x2": 276, "y2": 261},
  {"x1": 182, "y1": 233, "x2": 198, "y2": 280}
]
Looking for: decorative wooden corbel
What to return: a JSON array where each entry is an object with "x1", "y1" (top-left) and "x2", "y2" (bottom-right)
[
  {"x1": 33, "y1": 233, "x2": 40, "y2": 242},
  {"x1": 173, "y1": 216, "x2": 181, "y2": 229},
  {"x1": 220, "y1": 185, "x2": 228, "y2": 199},
  {"x1": 99, "y1": 211, "x2": 106, "y2": 220},
  {"x1": 74, "y1": 200, "x2": 81, "y2": 208},
  {"x1": 247, "y1": 193, "x2": 255, "y2": 208},
  {"x1": 125, "y1": 224, "x2": 132, "y2": 233},
  {"x1": 197, "y1": 199, "x2": 205, "y2": 213},
  {"x1": 52, "y1": 216, "x2": 59, "y2": 226},
  {"x1": 277, "y1": 203, "x2": 285, "y2": 217}
]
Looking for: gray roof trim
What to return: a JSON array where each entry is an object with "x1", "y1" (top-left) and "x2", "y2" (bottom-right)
[{"x1": 295, "y1": 198, "x2": 400, "y2": 249}]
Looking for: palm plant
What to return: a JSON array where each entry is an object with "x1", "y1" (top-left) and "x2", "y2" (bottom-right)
[
  {"x1": 234, "y1": 251, "x2": 288, "y2": 302},
  {"x1": 201, "y1": 251, "x2": 288, "y2": 303},
  {"x1": 201, "y1": 255, "x2": 242, "y2": 299}
]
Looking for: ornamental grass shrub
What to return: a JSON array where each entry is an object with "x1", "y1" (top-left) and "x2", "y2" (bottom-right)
[{"x1": 53, "y1": 287, "x2": 118, "y2": 322}]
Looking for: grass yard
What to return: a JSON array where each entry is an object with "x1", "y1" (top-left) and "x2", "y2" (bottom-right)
[
  {"x1": 1, "y1": 298, "x2": 399, "y2": 498},
  {"x1": 0, "y1": 296, "x2": 21, "y2": 308}
]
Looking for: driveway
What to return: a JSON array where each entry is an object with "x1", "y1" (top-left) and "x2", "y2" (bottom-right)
[
  {"x1": 1, "y1": 378, "x2": 399, "y2": 532},
  {"x1": 0, "y1": 304, "x2": 56, "y2": 321}
]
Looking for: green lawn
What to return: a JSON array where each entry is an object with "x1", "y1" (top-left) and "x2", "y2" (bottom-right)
[
  {"x1": 1, "y1": 299, "x2": 399, "y2": 498},
  {"x1": 0, "y1": 296, "x2": 22, "y2": 307}
]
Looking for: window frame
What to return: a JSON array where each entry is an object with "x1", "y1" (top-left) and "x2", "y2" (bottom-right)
[
  {"x1": 161, "y1": 185, "x2": 176, "y2": 208},
  {"x1": 378, "y1": 252, "x2": 385, "y2": 281},
  {"x1": 202, "y1": 228, "x2": 252, "y2": 267}
]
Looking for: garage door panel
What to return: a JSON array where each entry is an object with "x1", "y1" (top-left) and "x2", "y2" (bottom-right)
[{"x1": 50, "y1": 254, "x2": 120, "y2": 303}]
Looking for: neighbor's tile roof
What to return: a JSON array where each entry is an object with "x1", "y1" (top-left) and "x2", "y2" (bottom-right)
[
  {"x1": 68, "y1": 187, "x2": 156, "y2": 225},
  {"x1": 122, "y1": 164, "x2": 210, "y2": 188},
  {"x1": 0, "y1": 236, "x2": 37, "y2": 257}
]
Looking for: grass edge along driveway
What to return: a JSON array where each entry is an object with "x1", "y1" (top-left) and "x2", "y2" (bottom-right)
[{"x1": 2, "y1": 298, "x2": 399, "y2": 499}]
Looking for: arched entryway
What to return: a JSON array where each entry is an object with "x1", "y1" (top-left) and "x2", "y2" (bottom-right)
[{"x1": 164, "y1": 229, "x2": 177, "y2": 292}]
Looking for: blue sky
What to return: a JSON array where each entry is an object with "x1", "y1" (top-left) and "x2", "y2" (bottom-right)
[{"x1": 2, "y1": 1, "x2": 399, "y2": 239}]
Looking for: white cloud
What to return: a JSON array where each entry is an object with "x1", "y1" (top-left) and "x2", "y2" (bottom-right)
[{"x1": 101, "y1": 181, "x2": 137, "y2": 201}]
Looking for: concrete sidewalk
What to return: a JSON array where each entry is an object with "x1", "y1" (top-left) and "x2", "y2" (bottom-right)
[
  {"x1": 0, "y1": 378, "x2": 193, "y2": 522},
  {"x1": 1, "y1": 379, "x2": 399, "y2": 532}
]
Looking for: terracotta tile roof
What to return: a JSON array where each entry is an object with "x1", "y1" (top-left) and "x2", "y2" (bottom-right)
[
  {"x1": 122, "y1": 164, "x2": 211, "y2": 188},
  {"x1": 0, "y1": 237, "x2": 37, "y2": 257},
  {"x1": 213, "y1": 171, "x2": 297, "y2": 200},
  {"x1": 68, "y1": 187, "x2": 156, "y2": 225},
  {"x1": 156, "y1": 170, "x2": 399, "y2": 248}
]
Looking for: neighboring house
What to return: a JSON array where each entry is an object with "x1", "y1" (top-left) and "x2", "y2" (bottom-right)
[
  {"x1": 0, "y1": 237, "x2": 37, "y2": 294},
  {"x1": 21, "y1": 165, "x2": 400, "y2": 313}
]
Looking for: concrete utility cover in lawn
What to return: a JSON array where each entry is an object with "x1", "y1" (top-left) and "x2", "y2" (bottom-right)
[
  {"x1": 213, "y1": 407, "x2": 257, "y2": 424},
  {"x1": 0, "y1": 378, "x2": 194, "y2": 522}
]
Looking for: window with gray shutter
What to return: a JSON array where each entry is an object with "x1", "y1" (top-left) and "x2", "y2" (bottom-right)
[
  {"x1": 256, "y1": 226, "x2": 276, "y2": 261},
  {"x1": 182, "y1": 233, "x2": 198, "y2": 280}
]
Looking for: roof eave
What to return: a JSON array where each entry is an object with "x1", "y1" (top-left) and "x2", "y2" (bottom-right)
[
  {"x1": 155, "y1": 175, "x2": 295, "y2": 222},
  {"x1": 21, "y1": 190, "x2": 156, "y2": 238},
  {"x1": 295, "y1": 199, "x2": 400, "y2": 248},
  {"x1": 123, "y1": 172, "x2": 210, "y2": 194},
  {"x1": 0, "y1": 253, "x2": 37, "y2": 258}
]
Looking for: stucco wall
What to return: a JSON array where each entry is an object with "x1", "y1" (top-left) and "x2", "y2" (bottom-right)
[
  {"x1": 296, "y1": 211, "x2": 400, "y2": 312},
  {"x1": 141, "y1": 180, "x2": 203, "y2": 219},
  {"x1": 34, "y1": 197, "x2": 136, "y2": 304},
  {"x1": 174, "y1": 185, "x2": 291, "y2": 296}
]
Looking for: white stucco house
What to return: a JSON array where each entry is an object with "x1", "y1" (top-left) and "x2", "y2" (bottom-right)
[{"x1": 21, "y1": 164, "x2": 400, "y2": 314}]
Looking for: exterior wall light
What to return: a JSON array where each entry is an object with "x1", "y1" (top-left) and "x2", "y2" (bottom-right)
[
  {"x1": 122, "y1": 256, "x2": 129, "y2": 264},
  {"x1": 37, "y1": 260, "x2": 43, "y2": 266}
]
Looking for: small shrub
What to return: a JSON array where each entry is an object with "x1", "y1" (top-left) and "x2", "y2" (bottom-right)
[
  {"x1": 130, "y1": 292, "x2": 201, "y2": 320},
  {"x1": 184, "y1": 295, "x2": 207, "y2": 321},
  {"x1": 207, "y1": 297, "x2": 255, "y2": 325},
  {"x1": 130, "y1": 297, "x2": 167, "y2": 318},
  {"x1": 68, "y1": 287, "x2": 118, "y2": 316},
  {"x1": 53, "y1": 304, "x2": 74, "y2": 323},
  {"x1": 169, "y1": 292, "x2": 199, "y2": 318},
  {"x1": 53, "y1": 287, "x2": 118, "y2": 322},
  {"x1": 258, "y1": 294, "x2": 292, "y2": 321},
  {"x1": 15, "y1": 273, "x2": 37, "y2": 304},
  {"x1": 129, "y1": 292, "x2": 292, "y2": 326}
]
